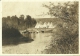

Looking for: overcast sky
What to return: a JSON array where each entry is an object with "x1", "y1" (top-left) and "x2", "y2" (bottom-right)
[{"x1": 2, "y1": 2, "x2": 51, "y2": 18}]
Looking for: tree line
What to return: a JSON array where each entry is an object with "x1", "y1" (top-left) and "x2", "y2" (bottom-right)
[
  {"x1": 2, "y1": 15, "x2": 37, "y2": 30},
  {"x1": 2, "y1": 15, "x2": 37, "y2": 45}
]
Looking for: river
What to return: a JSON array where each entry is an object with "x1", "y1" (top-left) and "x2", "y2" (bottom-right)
[{"x1": 2, "y1": 32, "x2": 53, "y2": 54}]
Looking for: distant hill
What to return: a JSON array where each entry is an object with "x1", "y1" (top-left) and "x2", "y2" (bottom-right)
[{"x1": 35, "y1": 18, "x2": 63, "y2": 23}]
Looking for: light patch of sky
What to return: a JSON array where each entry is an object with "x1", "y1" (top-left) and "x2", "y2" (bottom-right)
[
  {"x1": 2, "y1": 1, "x2": 73, "y2": 18},
  {"x1": 2, "y1": 2, "x2": 51, "y2": 18}
]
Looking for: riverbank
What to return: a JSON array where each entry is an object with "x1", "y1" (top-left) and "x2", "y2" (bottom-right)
[{"x1": 2, "y1": 33, "x2": 53, "y2": 54}]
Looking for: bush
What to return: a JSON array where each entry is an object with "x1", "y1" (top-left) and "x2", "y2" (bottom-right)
[{"x1": 43, "y1": 21, "x2": 78, "y2": 54}]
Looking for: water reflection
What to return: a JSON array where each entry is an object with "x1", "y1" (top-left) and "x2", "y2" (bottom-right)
[{"x1": 25, "y1": 32, "x2": 53, "y2": 40}]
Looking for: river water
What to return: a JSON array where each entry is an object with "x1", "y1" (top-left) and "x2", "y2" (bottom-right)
[
  {"x1": 29, "y1": 32, "x2": 53, "y2": 40},
  {"x1": 2, "y1": 32, "x2": 53, "y2": 54}
]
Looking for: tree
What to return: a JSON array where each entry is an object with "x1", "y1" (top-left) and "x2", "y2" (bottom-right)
[
  {"x1": 10, "y1": 15, "x2": 19, "y2": 29},
  {"x1": 43, "y1": 1, "x2": 78, "y2": 23},
  {"x1": 31, "y1": 18, "x2": 37, "y2": 27},
  {"x1": 42, "y1": 1, "x2": 79, "y2": 54},
  {"x1": 19, "y1": 15, "x2": 24, "y2": 20},
  {"x1": 24, "y1": 15, "x2": 37, "y2": 28},
  {"x1": 18, "y1": 15, "x2": 25, "y2": 29},
  {"x1": 43, "y1": 1, "x2": 78, "y2": 34},
  {"x1": 25, "y1": 15, "x2": 32, "y2": 28}
]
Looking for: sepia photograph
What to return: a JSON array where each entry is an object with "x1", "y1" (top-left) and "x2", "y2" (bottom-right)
[{"x1": 2, "y1": 1, "x2": 79, "y2": 54}]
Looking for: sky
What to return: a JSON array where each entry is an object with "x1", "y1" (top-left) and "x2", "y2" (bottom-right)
[
  {"x1": 2, "y1": 1, "x2": 74, "y2": 18},
  {"x1": 2, "y1": 2, "x2": 51, "y2": 18}
]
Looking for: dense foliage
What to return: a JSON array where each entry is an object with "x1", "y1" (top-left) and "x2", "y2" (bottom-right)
[
  {"x1": 2, "y1": 15, "x2": 36, "y2": 45},
  {"x1": 43, "y1": 1, "x2": 78, "y2": 54},
  {"x1": 2, "y1": 15, "x2": 37, "y2": 30}
]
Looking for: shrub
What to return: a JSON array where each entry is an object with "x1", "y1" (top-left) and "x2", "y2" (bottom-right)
[{"x1": 43, "y1": 21, "x2": 78, "y2": 54}]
